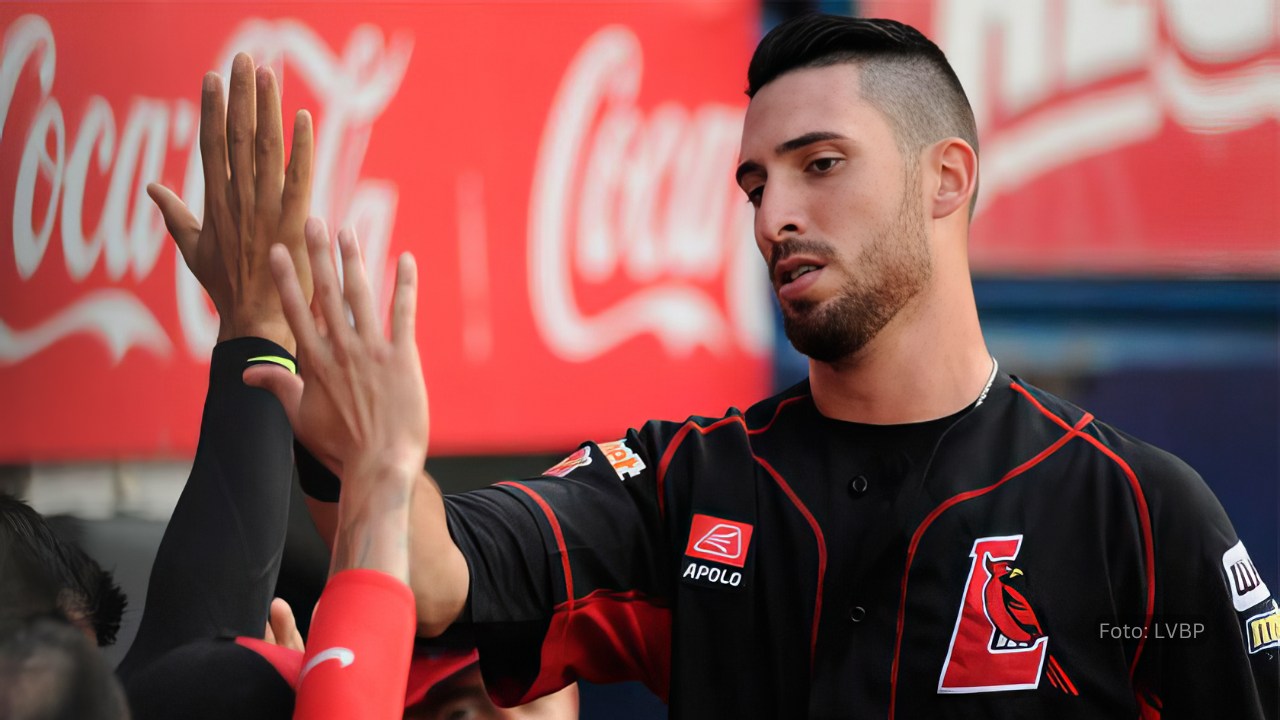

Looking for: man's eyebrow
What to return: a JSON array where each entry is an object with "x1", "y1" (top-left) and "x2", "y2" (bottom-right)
[
  {"x1": 736, "y1": 131, "x2": 850, "y2": 186},
  {"x1": 776, "y1": 130, "x2": 847, "y2": 155}
]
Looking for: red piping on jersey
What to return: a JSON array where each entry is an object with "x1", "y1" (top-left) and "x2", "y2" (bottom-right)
[
  {"x1": 656, "y1": 417, "x2": 742, "y2": 520},
  {"x1": 887, "y1": 397, "x2": 1094, "y2": 720},
  {"x1": 1077, "y1": 435, "x2": 1155, "y2": 676},
  {"x1": 751, "y1": 449, "x2": 827, "y2": 668},
  {"x1": 655, "y1": 395, "x2": 807, "y2": 518},
  {"x1": 655, "y1": 409, "x2": 827, "y2": 669},
  {"x1": 1008, "y1": 383, "x2": 1157, "y2": 678},
  {"x1": 747, "y1": 394, "x2": 809, "y2": 435},
  {"x1": 498, "y1": 481, "x2": 574, "y2": 612}
]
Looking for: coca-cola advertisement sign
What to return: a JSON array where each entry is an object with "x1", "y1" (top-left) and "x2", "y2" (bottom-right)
[
  {"x1": 867, "y1": 0, "x2": 1279, "y2": 275},
  {"x1": 0, "y1": 3, "x2": 765, "y2": 460}
]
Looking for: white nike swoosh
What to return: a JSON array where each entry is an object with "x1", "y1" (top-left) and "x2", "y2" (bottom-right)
[{"x1": 298, "y1": 647, "x2": 355, "y2": 683}]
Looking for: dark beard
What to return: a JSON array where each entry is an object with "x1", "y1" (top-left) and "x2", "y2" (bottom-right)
[{"x1": 780, "y1": 187, "x2": 931, "y2": 364}]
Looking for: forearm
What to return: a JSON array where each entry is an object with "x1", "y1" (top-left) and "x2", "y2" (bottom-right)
[
  {"x1": 330, "y1": 461, "x2": 414, "y2": 583},
  {"x1": 408, "y1": 470, "x2": 470, "y2": 637},
  {"x1": 317, "y1": 457, "x2": 468, "y2": 636},
  {"x1": 119, "y1": 338, "x2": 294, "y2": 679},
  {"x1": 295, "y1": 570, "x2": 416, "y2": 720}
]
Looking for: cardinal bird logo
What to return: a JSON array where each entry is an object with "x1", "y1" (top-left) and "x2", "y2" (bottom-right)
[
  {"x1": 939, "y1": 535, "x2": 1077, "y2": 695},
  {"x1": 981, "y1": 558, "x2": 1075, "y2": 693},
  {"x1": 982, "y1": 559, "x2": 1042, "y2": 649}
]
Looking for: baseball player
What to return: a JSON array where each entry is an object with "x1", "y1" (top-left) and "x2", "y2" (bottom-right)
[{"x1": 262, "y1": 14, "x2": 1278, "y2": 720}]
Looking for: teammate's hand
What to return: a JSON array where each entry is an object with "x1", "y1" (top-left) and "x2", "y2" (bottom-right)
[
  {"x1": 148, "y1": 52, "x2": 314, "y2": 353},
  {"x1": 262, "y1": 598, "x2": 305, "y2": 653},
  {"x1": 244, "y1": 218, "x2": 428, "y2": 483}
]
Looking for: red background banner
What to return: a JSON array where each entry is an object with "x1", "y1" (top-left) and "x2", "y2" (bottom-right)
[
  {"x1": 0, "y1": 2, "x2": 767, "y2": 460},
  {"x1": 5, "y1": 1, "x2": 1276, "y2": 461},
  {"x1": 866, "y1": 0, "x2": 1279, "y2": 275}
]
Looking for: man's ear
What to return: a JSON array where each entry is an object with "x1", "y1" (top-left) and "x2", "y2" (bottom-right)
[{"x1": 928, "y1": 138, "x2": 978, "y2": 220}]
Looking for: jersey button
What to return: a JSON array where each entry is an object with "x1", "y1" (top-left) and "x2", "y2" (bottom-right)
[
  {"x1": 849, "y1": 475, "x2": 869, "y2": 496},
  {"x1": 849, "y1": 605, "x2": 866, "y2": 623}
]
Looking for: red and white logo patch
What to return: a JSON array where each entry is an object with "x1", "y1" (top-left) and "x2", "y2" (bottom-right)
[
  {"x1": 938, "y1": 535, "x2": 1076, "y2": 695},
  {"x1": 598, "y1": 439, "x2": 646, "y2": 480},
  {"x1": 684, "y1": 514, "x2": 753, "y2": 568},
  {"x1": 543, "y1": 447, "x2": 592, "y2": 477}
]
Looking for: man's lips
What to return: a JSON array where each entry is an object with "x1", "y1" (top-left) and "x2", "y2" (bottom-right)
[
  {"x1": 773, "y1": 256, "x2": 827, "y2": 286},
  {"x1": 773, "y1": 255, "x2": 827, "y2": 295},
  {"x1": 778, "y1": 265, "x2": 824, "y2": 302}
]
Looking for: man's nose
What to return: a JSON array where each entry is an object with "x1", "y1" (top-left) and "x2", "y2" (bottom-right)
[{"x1": 756, "y1": 184, "x2": 806, "y2": 246}]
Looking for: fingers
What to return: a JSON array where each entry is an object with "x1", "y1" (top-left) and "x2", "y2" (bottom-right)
[
  {"x1": 311, "y1": 294, "x2": 330, "y2": 340},
  {"x1": 226, "y1": 53, "x2": 257, "y2": 235},
  {"x1": 243, "y1": 361, "x2": 305, "y2": 424},
  {"x1": 198, "y1": 72, "x2": 229, "y2": 213},
  {"x1": 338, "y1": 228, "x2": 378, "y2": 339},
  {"x1": 304, "y1": 217, "x2": 353, "y2": 355},
  {"x1": 280, "y1": 110, "x2": 314, "y2": 234},
  {"x1": 268, "y1": 242, "x2": 322, "y2": 356},
  {"x1": 268, "y1": 598, "x2": 305, "y2": 653},
  {"x1": 253, "y1": 66, "x2": 284, "y2": 230},
  {"x1": 281, "y1": 111, "x2": 314, "y2": 304},
  {"x1": 390, "y1": 252, "x2": 418, "y2": 346},
  {"x1": 147, "y1": 183, "x2": 200, "y2": 267}
]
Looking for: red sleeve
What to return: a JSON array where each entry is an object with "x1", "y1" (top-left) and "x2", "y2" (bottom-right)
[{"x1": 293, "y1": 569, "x2": 416, "y2": 720}]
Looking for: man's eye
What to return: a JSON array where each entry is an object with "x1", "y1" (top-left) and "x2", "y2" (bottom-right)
[
  {"x1": 809, "y1": 157, "x2": 841, "y2": 172},
  {"x1": 745, "y1": 187, "x2": 763, "y2": 207}
]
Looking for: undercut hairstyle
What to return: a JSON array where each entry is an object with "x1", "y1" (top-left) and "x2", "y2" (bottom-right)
[
  {"x1": 0, "y1": 494, "x2": 126, "y2": 647},
  {"x1": 747, "y1": 14, "x2": 979, "y2": 207}
]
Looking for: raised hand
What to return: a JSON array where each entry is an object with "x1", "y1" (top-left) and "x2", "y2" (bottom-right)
[
  {"x1": 245, "y1": 218, "x2": 426, "y2": 581},
  {"x1": 245, "y1": 218, "x2": 427, "y2": 491},
  {"x1": 148, "y1": 52, "x2": 314, "y2": 353}
]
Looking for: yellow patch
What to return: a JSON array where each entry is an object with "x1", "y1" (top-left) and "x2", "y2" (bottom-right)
[{"x1": 1246, "y1": 603, "x2": 1280, "y2": 654}]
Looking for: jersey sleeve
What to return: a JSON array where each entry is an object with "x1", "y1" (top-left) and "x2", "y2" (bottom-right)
[
  {"x1": 118, "y1": 338, "x2": 296, "y2": 690},
  {"x1": 1129, "y1": 444, "x2": 1279, "y2": 719},
  {"x1": 293, "y1": 569, "x2": 416, "y2": 720},
  {"x1": 443, "y1": 423, "x2": 677, "y2": 706}
]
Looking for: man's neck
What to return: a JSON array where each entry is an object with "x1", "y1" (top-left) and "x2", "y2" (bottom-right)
[{"x1": 807, "y1": 284, "x2": 992, "y2": 425}]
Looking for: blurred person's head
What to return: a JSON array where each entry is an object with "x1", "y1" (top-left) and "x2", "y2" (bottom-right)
[
  {"x1": 738, "y1": 15, "x2": 981, "y2": 364},
  {"x1": 0, "y1": 494, "x2": 126, "y2": 646},
  {"x1": 0, "y1": 531, "x2": 130, "y2": 720},
  {"x1": 0, "y1": 616, "x2": 132, "y2": 720}
]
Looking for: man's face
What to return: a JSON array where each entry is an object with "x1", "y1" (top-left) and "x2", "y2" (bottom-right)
[{"x1": 737, "y1": 63, "x2": 931, "y2": 363}]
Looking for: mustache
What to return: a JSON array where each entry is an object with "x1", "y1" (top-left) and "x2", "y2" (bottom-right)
[{"x1": 769, "y1": 238, "x2": 837, "y2": 278}]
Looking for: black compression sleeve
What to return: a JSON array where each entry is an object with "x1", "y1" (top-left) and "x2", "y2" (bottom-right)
[
  {"x1": 294, "y1": 439, "x2": 341, "y2": 503},
  {"x1": 117, "y1": 338, "x2": 295, "y2": 684}
]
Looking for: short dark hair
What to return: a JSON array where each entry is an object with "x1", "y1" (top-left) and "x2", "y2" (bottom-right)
[
  {"x1": 747, "y1": 14, "x2": 979, "y2": 204},
  {"x1": 0, "y1": 542, "x2": 129, "y2": 720},
  {"x1": 0, "y1": 495, "x2": 126, "y2": 646}
]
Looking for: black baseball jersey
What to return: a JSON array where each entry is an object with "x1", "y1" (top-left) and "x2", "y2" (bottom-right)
[{"x1": 445, "y1": 373, "x2": 1279, "y2": 718}]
